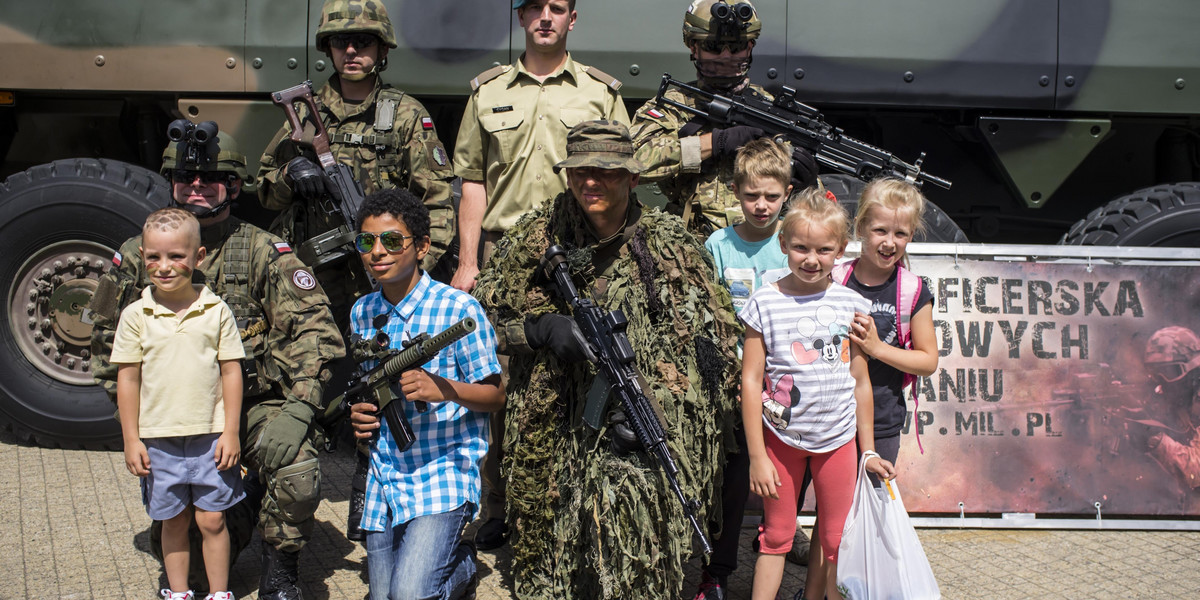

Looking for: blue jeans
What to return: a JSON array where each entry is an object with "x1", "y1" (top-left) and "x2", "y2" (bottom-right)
[{"x1": 365, "y1": 502, "x2": 476, "y2": 600}]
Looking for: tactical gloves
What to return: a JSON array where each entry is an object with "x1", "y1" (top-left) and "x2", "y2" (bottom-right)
[
  {"x1": 256, "y1": 401, "x2": 314, "y2": 471},
  {"x1": 284, "y1": 156, "x2": 329, "y2": 200},
  {"x1": 524, "y1": 314, "x2": 596, "y2": 363},
  {"x1": 711, "y1": 125, "x2": 766, "y2": 158},
  {"x1": 791, "y1": 146, "x2": 819, "y2": 191}
]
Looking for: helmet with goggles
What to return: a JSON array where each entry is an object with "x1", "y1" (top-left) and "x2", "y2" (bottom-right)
[
  {"x1": 315, "y1": 0, "x2": 398, "y2": 52},
  {"x1": 1145, "y1": 326, "x2": 1200, "y2": 384},
  {"x1": 682, "y1": 0, "x2": 762, "y2": 52}
]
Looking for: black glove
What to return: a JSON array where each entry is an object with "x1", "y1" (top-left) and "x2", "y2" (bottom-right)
[
  {"x1": 524, "y1": 314, "x2": 596, "y2": 363},
  {"x1": 791, "y1": 147, "x2": 819, "y2": 191},
  {"x1": 711, "y1": 125, "x2": 766, "y2": 158},
  {"x1": 608, "y1": 410, "x2": 640, "y2": 455},
  {"x1": 284, "y1": 156, "x2": 329, "y2": 200}
]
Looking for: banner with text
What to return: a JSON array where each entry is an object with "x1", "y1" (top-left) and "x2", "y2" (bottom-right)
[{"x1": 886, "y1": 254, "x2": 1200, "y2": 516}]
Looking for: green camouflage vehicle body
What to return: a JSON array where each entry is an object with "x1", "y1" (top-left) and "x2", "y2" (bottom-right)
[{"x1": 1, "y1": 0, "x2": 1198, "y2": 446}]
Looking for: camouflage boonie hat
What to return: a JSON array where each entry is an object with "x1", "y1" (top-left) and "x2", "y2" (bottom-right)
[
  {"x1": 553, "y1": 120, "x2": 645, "y2": 174},
  {"x1": 315, "y1": 0, "x2": 398, "y2": 51}
]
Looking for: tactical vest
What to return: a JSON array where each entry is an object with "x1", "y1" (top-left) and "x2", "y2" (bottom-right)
[{"x1": 213, "y1": 225, "x2": 279, "y2": 399}]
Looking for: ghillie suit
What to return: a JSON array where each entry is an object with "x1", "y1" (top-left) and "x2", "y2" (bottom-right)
[{"x1": 473, "y1": 191, "x2": 741, "y2": 599}]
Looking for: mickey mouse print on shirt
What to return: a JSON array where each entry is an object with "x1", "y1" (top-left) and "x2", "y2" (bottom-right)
[{"x1": 762, "y1": 304, "x2": 851, "y2": 433}]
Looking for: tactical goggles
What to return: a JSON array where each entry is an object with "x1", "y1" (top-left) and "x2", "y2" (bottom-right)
[
  {"x1": 698, "y1": 39, "x2": 751, "y2": 54},
  {"x1": 355, "y1": 230, "x2": 414, "y2": 254},
  {"x1": 329, "y1": 33, "x2": 379, "y2": 50},
  {"x1": 170, "y1": 169, "x2": 236, "y2": 186},
  {"x1": 1148, "y1": 356, "x2": 1200, "y2": 383}
]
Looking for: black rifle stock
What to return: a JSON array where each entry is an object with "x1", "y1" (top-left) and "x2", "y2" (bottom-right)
[
  {"x1": 322, "y1": 318, "x2": 477, "y2": 451},
  {"x1": 656, "y1": 75, "x2": 952, "y2": 191},
  {"x1": 271, "y1": 80, "x2": 370, "y2": 271},
  {"x1": 540, "y1": 245, "x2": 713, "y2": 555}
]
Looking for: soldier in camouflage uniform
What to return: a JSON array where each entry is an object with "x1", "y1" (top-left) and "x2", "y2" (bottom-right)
[
  {"x1": 90, "y1": 128, "x2": 344, "y2": 600},
  {"x1": 630, "y1": 0, "x2": 817, "y2": 241},
  {"x1": 258, "y1": 0, "x2": 456, "y2": 325},
  {"x1": 1138, "y1": 326, "x2": 1200, "y2": 513},
  {"x1": 472, "y1": 121, "x2": 741, "y2": 599}
]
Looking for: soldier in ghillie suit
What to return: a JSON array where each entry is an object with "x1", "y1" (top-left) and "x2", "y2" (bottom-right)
[
  {"x1": 472, "y1": 120, "x2": 742, "y2": 599},
  {"x1": 90, "y1": 126, "x2": 344, "y2": 600},
  {"x1": 258, "y1": 0, "x2": 456, "y2": 321},
  {"x1": 630, "y1": 0, "x2": 817, "y2": 241}
]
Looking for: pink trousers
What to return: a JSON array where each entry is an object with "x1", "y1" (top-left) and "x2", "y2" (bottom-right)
[{"x1": 758, "y1": 432, "x2": 858, "y2": 562}]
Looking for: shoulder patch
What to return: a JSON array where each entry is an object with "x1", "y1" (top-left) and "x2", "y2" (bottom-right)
[
  {"x1": 646, "y1": 108, "x2": 666, "y2": 120},
  {"x1": 111, "y1": 251, "x2": 123, "y2": 267},
  {"x1": 420, "y1": 116, "x2": 434, "y2": 130},
  {"x1": 273, "y1": 241, "x2": 293, "y2": 254},
  {"x1": 470, "y1": 65, "x2": 511, "y2": 91},
  {"x1": 290, "y1": 268, "x2": 317, "y2": 291},
  {"x1": 582, "y1": 65, "x2": 623, "y2": 91},
  {"x1": 426, "y1": 140, "x2": 451, "y2": 169}
]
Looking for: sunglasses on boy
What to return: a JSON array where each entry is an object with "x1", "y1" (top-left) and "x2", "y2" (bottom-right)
[
  {"x1": 355, "y1": 230, "x2": 415, "y2": 254},
  {"x1": 329, "y1": 33, "x2": 379, "y2": 50}
]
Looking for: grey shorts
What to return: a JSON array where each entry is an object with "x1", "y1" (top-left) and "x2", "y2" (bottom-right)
[{"x1": 141, "y1": 433, "x2": 245, "y2": 520}]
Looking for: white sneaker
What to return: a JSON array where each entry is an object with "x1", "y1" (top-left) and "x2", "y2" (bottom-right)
[
  {"x1": 205, "y1": 593, "x2": 235, "y2": 600},
  {"x1": 159, "y1": 590, "x2": 194, "y2": 600}
]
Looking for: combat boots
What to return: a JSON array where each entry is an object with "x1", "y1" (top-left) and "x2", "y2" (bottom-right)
[
  {"x1": 259, "y1": 542, "x2": 303, "y2": 600},
  {"x1": 346, "y1": 449, "x2": 369, "y2": 542}
]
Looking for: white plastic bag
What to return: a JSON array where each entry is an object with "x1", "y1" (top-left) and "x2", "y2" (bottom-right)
[{"x1": 836, "y1": 452, "x2": 940, "y2": 600}]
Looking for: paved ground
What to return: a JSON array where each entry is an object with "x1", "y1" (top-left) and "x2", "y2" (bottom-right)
[{"x1": 4, "y1": 427, "x2": 1199, "y2": 600}]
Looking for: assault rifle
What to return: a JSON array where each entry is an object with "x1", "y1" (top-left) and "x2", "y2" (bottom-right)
[
  {"x1": 540, "y1": 245, "x2": 713, "y2": 555},
  {"x1": 271, "y1": 80, "x2": 369, "y2": 270},
  {"x1": 322, "y1": 318, "x2": 478, "y2": 451},
  {"x1": 656, "y1": 75, "x2": 952, "y2": 190}
]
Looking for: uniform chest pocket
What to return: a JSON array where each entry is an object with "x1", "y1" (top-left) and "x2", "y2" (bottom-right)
[
  {"x1": 479, "y1": 111, "x2": 525, "y2": 165},
  {"x1": 559, "y1": 107, "x2": 600, "y2": 131}
]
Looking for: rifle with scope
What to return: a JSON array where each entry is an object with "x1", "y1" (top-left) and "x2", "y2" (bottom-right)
[
  {"x1": 321, "y1": 318, "x2": 478, "y2": 451},
  {"x1": 540, "y1": 244, "x2": 713, "y2": 555},
  {"x1": 270, "y1": 80, "x2": 370, "y2": 272},
  {"x1": 656, "y1": 75, "x2": 952, "y2": 190}
]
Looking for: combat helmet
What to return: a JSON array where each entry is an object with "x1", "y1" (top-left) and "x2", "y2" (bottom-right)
[
  {"x1": 161, "y1": 127, "x2": 256, "y2": 194},
  {"x1": 315, "y1": 0, "x2": 398, "y2": 51},
  {"x1": 682, "y1": 0, "x2": 762, "y2": 49},
  {"x1": 1144, "y1": 326, "x2": 1200, "y2": 384}
]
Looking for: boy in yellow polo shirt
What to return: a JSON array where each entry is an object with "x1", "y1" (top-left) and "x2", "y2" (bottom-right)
[{"x1": 112, "y1": 207, "x2": 246, "y2": 600}]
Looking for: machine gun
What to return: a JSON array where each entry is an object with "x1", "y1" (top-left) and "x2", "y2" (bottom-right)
[
  {"x1": 656, "y1": 75, "x2": 952, "y2": 190},
  {"x1": 271, "y1": 80, "x2": 369, "y2": 271},
  {"x1": 322, "y1": 318, "x2": 477, "y2": 451},
  {"x1": 540, "y1": 245, "x2": 713, "y2": 555}
]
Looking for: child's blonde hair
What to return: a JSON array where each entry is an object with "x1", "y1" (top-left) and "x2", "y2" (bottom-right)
[
  {"x1": 780, "y1": 187, "x2": 851, "y2": 244},
  {"x1": 143, "y1": 207, "x2": 201, "y2": 247},
  {"x1": 733, "y1": 137, "x2": 792, "y2": 190},
  {"x1": 853, "y1": 177, "x2": 927, "y2": 239}
]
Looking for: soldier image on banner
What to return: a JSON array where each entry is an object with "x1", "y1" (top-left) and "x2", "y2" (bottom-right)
[
  {"x1": 630, "y1": 0, "x2": 818, "y2": 241},
  {"x1": 258, "y1": 0, "x2": 457, "y2": 325},
  {"x1": 89, "y1": 122, "x2": 344, "y2": 600},
  {"x1": 472, "y1": 120, "x2": 741, "y2": 599}
]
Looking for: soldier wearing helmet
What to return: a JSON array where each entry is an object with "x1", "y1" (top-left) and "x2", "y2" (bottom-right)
[
  {"x1": 258, "y1": 0, "x2": 456, "y2": 324},
  {"x1": 630, "y1": 0, "x2": 818, "y2": 240},
  {"x1": 90, "y1": 123, "x2": 345, "y2": 600},
  {"x1": 1138, "y1": 326, "x2": 1200, "y2": 512},
  {"x1": 451, "y1": 0, "x2": 629, "y2": 554}
]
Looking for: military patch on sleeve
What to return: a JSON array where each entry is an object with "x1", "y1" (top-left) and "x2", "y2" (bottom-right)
[
  {"x1": 111, "y1": 251, "x2": 123, "y2": 267},
  {"x1": 290, "y1": 268, "x2": 317, "y2": 291},
  {"x1": 273, "y1": 241, "x2": 293, "y2": 254},
  {"x1": 646, "y1": 108, "x2": 665, "y2": 119},
  {"x1": 427, "y1": 141, "x2": 450, "y2": 169},
  {"x1": 421, "y1": 117, "x2": 434, "y2": 130}
]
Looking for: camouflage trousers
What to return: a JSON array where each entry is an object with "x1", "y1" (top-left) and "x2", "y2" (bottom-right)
[{"x1": 242, "y1": 398, "x2": 324, "y2": 553}]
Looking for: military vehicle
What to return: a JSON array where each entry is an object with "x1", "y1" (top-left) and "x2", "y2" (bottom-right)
[{"x1": 2, "y1": 0, "x2": 1199, "y2": 447}]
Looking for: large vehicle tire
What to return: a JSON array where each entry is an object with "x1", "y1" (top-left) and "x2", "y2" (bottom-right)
[
  {"x1": 1059, "y1": 182, "x2": 1200, "y2": 246},
  {"x1": 0, "y1": 159, "x2": 167, "y2": 448},
  {"x1": 819, "y1": 174, "x2": 969, "y2": 243}
]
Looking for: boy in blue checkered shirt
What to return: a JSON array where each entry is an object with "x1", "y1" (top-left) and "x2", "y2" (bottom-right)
[{"x1": 346, "y1": 188, "x2": 503, "y2": 600}]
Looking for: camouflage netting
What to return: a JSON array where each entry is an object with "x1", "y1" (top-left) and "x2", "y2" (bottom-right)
[{"x1": 473, "y1": 192, "x2": 742, "y2": 599}]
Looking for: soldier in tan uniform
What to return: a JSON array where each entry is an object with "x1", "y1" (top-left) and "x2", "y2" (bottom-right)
[
  {"x1": 630, "y1": 0, "x2": 817, "y2": 241},
  {"x1": 258, "y1": 0, "x2": 456, "y2": 323},
  {"x1": 451, "y1": 0, "x2": 628, "y2": 550},
  {"x1": 90, "y1": 127, "x2": 344, "y2": 600}
]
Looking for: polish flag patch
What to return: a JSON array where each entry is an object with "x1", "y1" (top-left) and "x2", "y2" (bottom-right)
[
  {"x1": 421, "y1": 117, "x2": 434, "y2": 130},
  {"x1": 112, "y1": 251, "x2": 123, "y2": 267},
  {"x1": 646, "y1": 108, "x2": 665, "y2": 119},
  {"x1": 273, "y1": 242, "x2": 293, "y2": 254}
]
